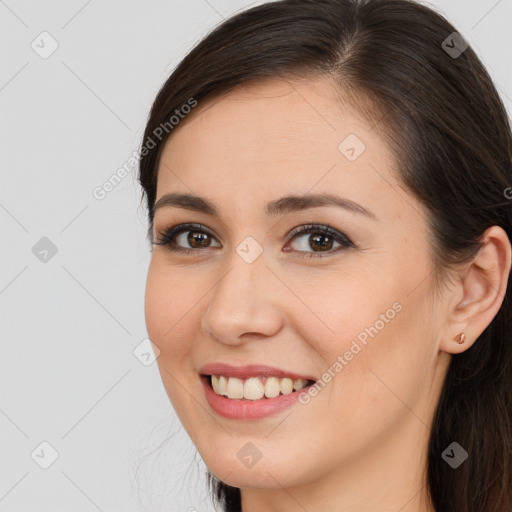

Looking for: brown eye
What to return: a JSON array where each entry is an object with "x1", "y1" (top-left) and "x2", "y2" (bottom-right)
[
  {"x1": 153, "y1": 223, "x2": 221, "y2": 253},
  {"x1": 286, "y1": 224, "x2": 354, "y2": 258},
  {"x1": 185, "y1": 230, "x2": 211, "y2": 248}
]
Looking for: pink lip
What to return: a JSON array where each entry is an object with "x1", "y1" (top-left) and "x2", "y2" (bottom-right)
[
  {"x1": 198, "y1": 363, "x2": 316, "y2": 420},
  {"x1": 201, "y1": 376, "x2": 312, "y2": 420},
  {"x1": 198, "y1": 362, "x2": 316, "y2": 381}
]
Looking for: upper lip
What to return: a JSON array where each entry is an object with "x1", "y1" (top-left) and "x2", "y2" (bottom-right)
[{"x1": 198, "y1": 362, "x2": 316, "y2": 382}]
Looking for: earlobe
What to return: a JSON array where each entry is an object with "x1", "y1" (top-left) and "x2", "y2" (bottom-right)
[{"x1": 439, "y1": 225, "x2": 512, "y2": 355}]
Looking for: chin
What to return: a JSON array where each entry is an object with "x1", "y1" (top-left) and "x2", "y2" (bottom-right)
[
  {"x1": 208, "y1": 462, "x2": 293, "y2": 489},
  {"x1": 202, "y1": 448, "x2": 314, "y2": 490}
]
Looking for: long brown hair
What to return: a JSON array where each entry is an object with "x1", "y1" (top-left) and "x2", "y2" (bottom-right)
[{"x1": 138, "y1": 1, "x2": 512, "y2": 510}]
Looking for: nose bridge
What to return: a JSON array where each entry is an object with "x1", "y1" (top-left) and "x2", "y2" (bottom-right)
[{"x1": 201, "y1": 242, "x2": 283, "y2": 343}]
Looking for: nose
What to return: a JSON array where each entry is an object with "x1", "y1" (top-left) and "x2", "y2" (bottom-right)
[{"x1": 201, "y1": 251, "x2": 285, "y2": 346}]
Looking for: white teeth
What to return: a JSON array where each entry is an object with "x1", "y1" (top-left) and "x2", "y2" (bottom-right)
[
  {"x1": 226, "y1": 377, "x2": 244, "y2": 399},
  {"x1": 211, "y1": 375, "x2": 220, "y2": 394},
  {"x1": 218, "y1": 375, "x2": 228, "y2": 396},
  {"x1": 280, "y1": 377, "x2": 294, "y2": 395},
  {"x1": 293, "y1": 378, "x2": 305, "y2": 391},
  {"x1": 244, "y1": 377, "x2": 265, "y2": 400},
  {"x1": 264, "y1": 377, "x2": 281, "y2": 398},
  {"x1": 210, "y1": 374, "x2": 311, "y2": 399}
]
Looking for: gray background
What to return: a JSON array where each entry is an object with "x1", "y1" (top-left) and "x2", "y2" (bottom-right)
[{"x1": 1, "y1": 0, "x2": 511, "y2": 511}]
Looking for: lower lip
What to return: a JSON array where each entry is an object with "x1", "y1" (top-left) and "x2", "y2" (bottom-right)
[{"x1": 201, "y1": 376, "x2": 312, "y2": 420}]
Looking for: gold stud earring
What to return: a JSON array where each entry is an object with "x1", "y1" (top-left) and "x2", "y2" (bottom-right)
[{"x1": 454, "y1": 332, "x2": 466, "y2": 344}]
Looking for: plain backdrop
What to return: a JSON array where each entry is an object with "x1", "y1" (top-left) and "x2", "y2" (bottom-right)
[{"x1": 1, "y1": 0, "x2": 511, "y2": 511}]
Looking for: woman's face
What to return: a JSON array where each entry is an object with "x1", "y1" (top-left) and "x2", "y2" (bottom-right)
[{"x1": 145, "y1": 77, "x2": 451, "y2": 491}]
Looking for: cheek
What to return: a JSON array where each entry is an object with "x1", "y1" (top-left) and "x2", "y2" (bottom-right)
[
  {"x1": 144, "y1": 261, "x2": 196, "y2": 359},
  {"x1": 332, "y1": 305, "x2": 431, "y2": 435},
  {"x1": 144, "y1": 267, "x2": 169, "y2": 345},
  {"x1": 297, "y1": 278, "x2": 402, "y2": 359},
  {"x1": 300, "y1": 275, "x2": 428, "y2": 406},
  {"x1": 144, "y1": 262, "x2": 200, "y2": 420}
]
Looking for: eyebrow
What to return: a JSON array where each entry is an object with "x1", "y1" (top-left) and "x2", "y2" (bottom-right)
[{"x1": 153, "y1": 192, "x2": 376, "y2": 219}]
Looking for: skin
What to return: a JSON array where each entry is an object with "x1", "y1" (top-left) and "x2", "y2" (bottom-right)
[{"x1": 144, "y1": 76, "x2": 511, "y2": 512}]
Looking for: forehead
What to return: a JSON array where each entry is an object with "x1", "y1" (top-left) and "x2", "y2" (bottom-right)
[
  {"x1": 159, "y1": 77, "x2": 383, "y2": 164},
  {"x1": 155, "y1": 77, "x2": 405, "y2": 222}
]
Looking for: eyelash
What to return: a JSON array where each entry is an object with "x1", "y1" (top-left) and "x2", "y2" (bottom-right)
[{"x1": 152, "y1": 223, "x2": 355, "y2": 259}]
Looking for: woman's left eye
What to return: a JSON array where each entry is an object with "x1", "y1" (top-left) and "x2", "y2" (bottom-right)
[
  {"x1": 286, "y1": 224, "x2": 354, "y2": 258},
  {"x1": 153, "y1": 223, "x2": 354, "y2": 258}
]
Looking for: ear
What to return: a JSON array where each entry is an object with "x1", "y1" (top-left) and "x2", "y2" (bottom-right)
[{"x1": 439, "y1": 225, "x2": 512, "y2": 354}]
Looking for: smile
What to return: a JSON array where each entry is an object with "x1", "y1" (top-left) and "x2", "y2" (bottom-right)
[
  {"x1": 198, "y1": 363, "x2": 317, "y2": 419},
  {"x1": 209, "y1": 375, "x2": 313, "y2": 400}
]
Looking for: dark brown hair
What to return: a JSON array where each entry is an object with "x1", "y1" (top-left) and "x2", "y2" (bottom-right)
[{"x1": 138, "y1": 1, "x2": 512, "y2": 510}]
